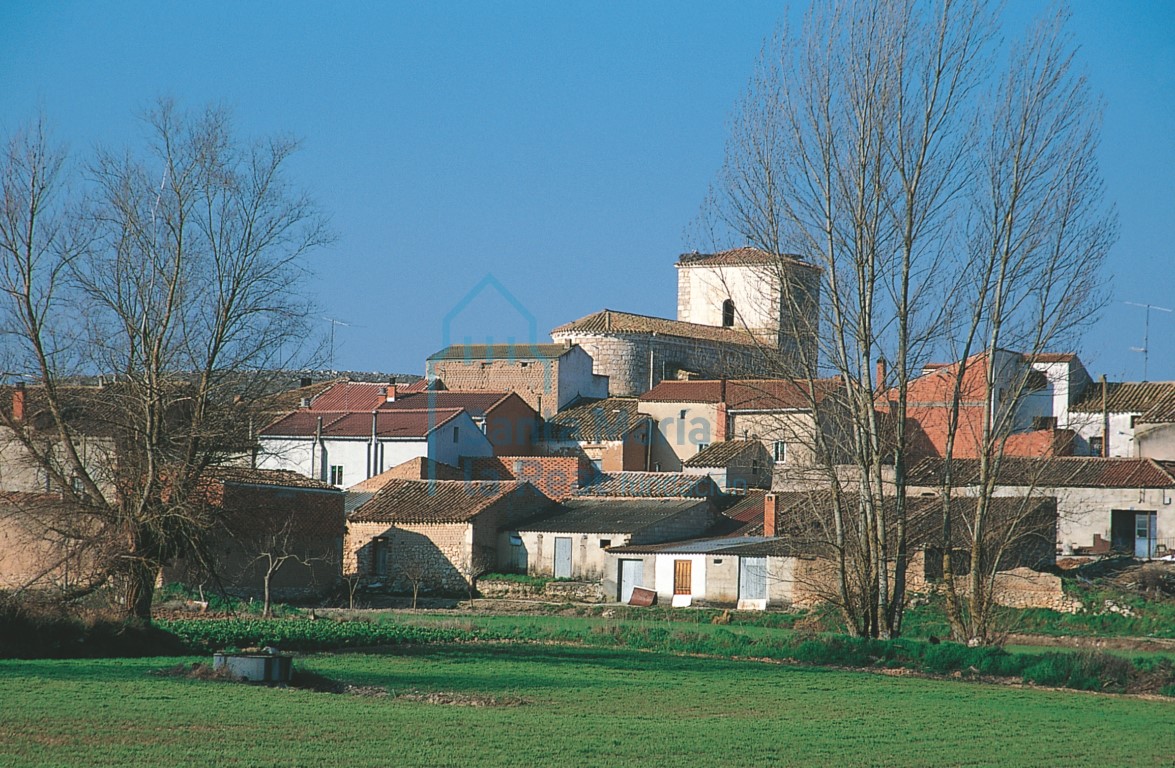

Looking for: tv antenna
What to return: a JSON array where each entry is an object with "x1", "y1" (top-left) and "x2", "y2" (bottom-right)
[
  {"x1": 322, "y1": 317, "x2": 357, "y2": 371},
  {"x1": 1125, "y1": 301, "x2": 1172, "y2": 381}
]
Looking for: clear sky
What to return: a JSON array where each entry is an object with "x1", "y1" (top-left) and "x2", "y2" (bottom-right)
[{"x1": 1, "y1": 1, "x2": 1172, "y2": 381}]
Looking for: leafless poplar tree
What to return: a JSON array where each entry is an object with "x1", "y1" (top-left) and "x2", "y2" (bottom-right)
[
  {"x1": 695, "y1": 0, "x2": 1112, "y2": 640},
  {"x1": 0, "y1": 101, "x2": 330, "y2": 621}
]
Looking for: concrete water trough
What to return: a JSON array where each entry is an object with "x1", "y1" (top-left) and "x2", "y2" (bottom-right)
[{"x1": 212, "y1": 651, "x2": 293, "y2": 683}]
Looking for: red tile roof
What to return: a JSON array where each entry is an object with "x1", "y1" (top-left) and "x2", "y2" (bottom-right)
[
  {"x1": 908, "y1": 457, "x2": 1175, "y2": 489},
  {"x1": 379, "y1": 391, "x2": 516, "y2": 418},
  {"x1": 261, "y1": 408, "x2": 464, "y2": 439},
  {"x1": 1070, "y1": 381, "x2": 1175, "y2": 416},
  {"x1": 306, "y1": 381, "x2": 391, "y2": 412},
  {"x1": 639, "y1": 378, "x2": 841, "y2": 409},
  {"x1": 676, "y1": 247, "x2": 820, "y2": 271},
  {"x1": 552, "y1": 309, "x2": 762, "y2": 345},
  {"x1": 204, "y1": 467, "x2": 336, "y2": 491}
]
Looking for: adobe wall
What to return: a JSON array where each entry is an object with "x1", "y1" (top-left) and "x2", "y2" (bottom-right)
[{"x1": 346, "y1": 520, "x2": 473, "y2": 593}]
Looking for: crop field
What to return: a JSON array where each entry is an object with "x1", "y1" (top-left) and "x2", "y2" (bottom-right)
[{"x1": 2, "y1": 644, "x2": 1174, "y2": 767}]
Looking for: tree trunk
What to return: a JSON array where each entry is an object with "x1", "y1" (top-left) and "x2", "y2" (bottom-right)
[{"x1": 122, "y1": 560, "x2": 157, "y2": 623}]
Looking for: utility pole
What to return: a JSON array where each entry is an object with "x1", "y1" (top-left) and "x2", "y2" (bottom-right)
[
  {"x1": 322, "y1": 317, "x2": 352, "y2": 371},
  {"x1": 1125, "y1": 302, "x2": 1173, "y2": 381}
]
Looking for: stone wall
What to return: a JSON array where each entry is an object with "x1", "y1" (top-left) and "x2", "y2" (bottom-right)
[
  {"x1": 554, "y1": 332, "x2": 781, "y2": 398},
  {"x1": 477, "y1": 578, "x2": 605, "y2": 603}
]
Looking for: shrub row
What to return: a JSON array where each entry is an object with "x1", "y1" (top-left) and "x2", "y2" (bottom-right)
[
  {"x1": 156, "y1": 616, "x2": 1175, "y2": 696},
  {"x1": 0, "y1": 605, "x2": 186, "y2": 659}
]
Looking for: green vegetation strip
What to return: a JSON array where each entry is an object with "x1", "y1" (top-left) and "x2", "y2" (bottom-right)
[
  {"x1": 156, "y1": 615, "x2": 1175, "y2": 696},
  {"x1": 2, "y1": 647, "x2": 1174, "y2": 768}
]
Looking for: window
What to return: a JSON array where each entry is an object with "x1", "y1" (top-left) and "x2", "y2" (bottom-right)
[
  {"x1": 697, "y1": 443, "x2": 709, "y2": 454},
  {"x1": 599, "y1": 539, "x2": 611, "y2": 549},
  {"x1": 70, "y1": 476, "x2": 83, "y2": 494},
  {"x1": 773, "y1": 441, "x2": 787, "y2": 463},
  {"x1": 1090, "y1": 435, "x2": 1104, "y2": 457},
  {"x1": 1130, "y1": 415, "x2": 1138, "y2": 429},
  {"x1": 722, "y1": 299, "x2": 735, "y2": 327},
  {"x1": 453, "y1": 426, "x2": 460, "y2": 443},
  {"x1": 751, "y1": 459, "x2": 761, "y2": 475},
  {"x1": 329, "y1": 465, "x2": 344, "y2": 486},
  {"x1": 679, "y1": 409, "x2": 687, "y2": 420}
]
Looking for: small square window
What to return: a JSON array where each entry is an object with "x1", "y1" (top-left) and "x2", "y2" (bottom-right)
[
  {"x1": 697, "y1": 443, "x2": 709, "y2": 454},
  {"x1": 599, "y1": 539, "x2": 611, "y2": 549},
  {"x1": 1089, "y1": 435, "x2": 1104, "y2": 457}
]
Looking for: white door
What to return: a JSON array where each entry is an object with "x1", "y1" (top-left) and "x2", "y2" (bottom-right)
[
  {"x1": 618, "y1": 559, "x2": 644, "y2": 602},
  {"x1": 1136, "y1": 512, "x2": 1157, "y2": 559},
  {"x1": 554, "y1": 536, "x2": 573, "y2": 578},
  {"x1": 738, "y1": 556, "x2": 768, "y2": 609}
]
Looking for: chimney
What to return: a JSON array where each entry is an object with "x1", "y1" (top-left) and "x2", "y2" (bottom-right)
[
  {"x1": 386, "y1": 378, "x2": 397, "y2": 402},
  {"x1": 300, "y1": 376, "x2": 312, "y2": 388},
  {"x1": 763, "y1": 492, "x2": 777, "y2": 538},
  {"x1": 876, "y1": 358, "x2": 887, "y2": 391},
  {"x1": 12, "y1": 382, "x2": 25, "y2": 422},
  {"x1": 715, "y1": 401, "x2": 729, "y2": 442}
]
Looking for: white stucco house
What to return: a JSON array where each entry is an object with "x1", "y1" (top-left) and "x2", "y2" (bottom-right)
[{"x1": 257, "y1": 407, "x2": 493, "y2": 489}]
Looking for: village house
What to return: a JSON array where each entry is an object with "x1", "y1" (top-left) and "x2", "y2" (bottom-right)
[
  {"x1": 682, "y1": 439, "x2": 773, "y2": 492},
  {"x1": 539, "y1": 396, "x2": 651, "y2": 472},
  {"x1": 257, "y1": 407, "x2": 493, "y2": 489},
  {"x1": 1065, "y1": 379, "x2": 1175, "y2": 459},
  {"x1": 345, "y1": 478, "x2": 552, "y2": 593},
  {"x1": 608, "y1": 491, "x2": 1058, "y2": 610},
  {"x1": 503, "y1": 494, "x2": 717, "y2": 594},
  {"x1": 908, "y1": 456, "x2": 1175, "y2": 559},
  {"x1": 163, "y1": 468, "x2": 345, "y2": 603},
  {"x1": 425, "y1": 342, "x2": 607, "y2": 418},
  {"x1": 551, "y1": 248, "x2": 821, "y2": 396},
  {"x1": 637, "y1": 378, "x2": 848, "y2": 472}
]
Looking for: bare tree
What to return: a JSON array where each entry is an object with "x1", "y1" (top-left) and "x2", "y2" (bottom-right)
[
  {"x1": 0, "y1": 101, "x2": 330, "y2": 621},
  {"x1": 695, "y1": 0, "x2": 1112, "y2": 640},
  {"x1": 240, "y1": 512, "x2": 335, "y2": 618}
]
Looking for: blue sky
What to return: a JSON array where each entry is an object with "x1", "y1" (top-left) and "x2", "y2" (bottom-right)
[{"x1": 1, "y1": 1, "x2": 1172, "y2": 380}]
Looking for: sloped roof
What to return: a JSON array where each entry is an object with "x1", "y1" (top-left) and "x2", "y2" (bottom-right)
[
  {"x1": 204, "y1": 466, "x2": 336, "y2": 491},
  {"x1": 261, "y1": 408, "x2": 464, "y2": 439},
  {"x1": 516, "y1": 497, "x2": 709, "y2": 534},
  {"x1": 547, "y1": 397, "x2": 645, "y2": 442},
  {"x1": 349, "y1": 458, "x2": 466, "y2": 492},
  {"x1": 608, "y1": 534, "x2": 784, "y2": 556},
  {"x1": 379, "y1": 391, "x2": 517, "y2": 419},
  {"x1": 552, "y1": 309, "x2": 761, "y2": 346},
  {"x1": 307, "y1": 381, "x2": 391, "y2": 412},
  {"x1": 683, "y1": 440, "x2": 769, "y2": 468},
  {"x1": 427, "y1": 344, "x2": 573, "y2": 362},
  {"x1": 349, "y1": 479, "x2": 551, "y2": 524},
  {"x1": 639, "y1": 378, "x2": 841, "y2": 408},
  {"x1": 574, "y1": 472, "x2": 718, "y2": 498},
  {"x1": 1070, "y1": 381, "x2": 1175, "y2": 418},
  {"x1": 1022, "y1": 353, "x2": 1079, "y2": 364},
  {"x1": 675, "y1": 247, "x2": 820, "y2": 271},
  {"x1": 907, "y1": 457, "x2": 1175, "y2": 489}
]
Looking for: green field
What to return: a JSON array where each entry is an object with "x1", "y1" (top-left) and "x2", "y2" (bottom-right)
[{"x1": 2, "y1": 644, "x2": 1174, "y2": 767}]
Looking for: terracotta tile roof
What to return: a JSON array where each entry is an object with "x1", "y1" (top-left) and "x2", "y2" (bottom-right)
[
  {"x1": 908, "y1": 457, "x2": 1175, "y2": 489},
  {"x1": 547, "y1": 397, "x2": 645, "y2": 442},
  {"x1": 1140, "y1": 390, "x2": 1175, "y2": 424},
  {"x1": 204, "y1": 466, "x2": 336, "y2": 491},
  {"x1": 575, "y1": 472, "x2": 718, "y2": 498},
  {"x1": 349, "y1": 458, "x2": 465, "y2": 491},
  {"x1": 515, "y1": 497, "x2": 710, "y2": 534},
  {"x1": 639, "y1": 378, "x2": 841, "y2": 408},
  {"x1": 675, "y1": 247, "x2": 820, "y2": 271},
  {"x1": 306, "y1": 381, "x2": 391, "y2": 412},
  {"x1": 1070, "y1": 381, "x2": 1175, "y2": 415},
  {"x1": 261, "y1": 408, "x2": 464, "y2": 439},
  {"x1": 379, "y1": 391, "x2": 515, "y2": 418},
  {"x1": 551, "y1": 309, "x2": 761, "y2": 345},
  {"x1": 427, "y1": 343, "x2": 573, "y2": 362},
  {"x1": 683, "y1": 440, "x2": 768, "y2": 468},
  {"x1": 349, "y1": 479, "x2": 551, "y2": 524},
  {"x1": 397, "y1": 379, "x2": 440, "y2": 395}
]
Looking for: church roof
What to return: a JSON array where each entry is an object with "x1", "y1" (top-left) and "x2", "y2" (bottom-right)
[
  {"x1": 676, "y1": 247, "x2": 820, "y2": 270},
  {"x1": 427, "y1": 343, "x2": 574, "y2": 361},
  {"x1": 551, "y1": 309, "x2": 761, "y2": 345}
]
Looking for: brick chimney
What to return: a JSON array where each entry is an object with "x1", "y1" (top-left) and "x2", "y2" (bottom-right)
[
  {"x1": 12, "y1": 382, "x2": 25, "y2": 422},
  {"x1": 715, "y1": 379, "x2": 729, "y2": 441},
  {"x1": 876, "y1": 358, "x2": 887, "y2": 391},
  {"x1": 763, "y1": 492, "x2": 777, "y2": 537}
]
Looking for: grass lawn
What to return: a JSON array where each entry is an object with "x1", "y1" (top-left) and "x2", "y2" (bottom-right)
[{"x1": 2, "y1": 644, "x2": 1174, "y2": 767}]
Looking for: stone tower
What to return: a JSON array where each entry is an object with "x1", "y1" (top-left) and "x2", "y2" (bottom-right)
[{"x1": 676, "y1": 247, "x2": 821, "y2": 368}]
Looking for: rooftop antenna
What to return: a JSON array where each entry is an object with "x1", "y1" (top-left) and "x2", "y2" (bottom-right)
[
  {"x1": 322, "y1": 317, "x2": 353, "y2": 371},
  {"x1": 1125, "y1": 301, "x2": 1172, "y2": 381}
]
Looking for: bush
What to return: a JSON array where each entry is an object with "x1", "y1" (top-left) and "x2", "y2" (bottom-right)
[{"x1": 0, "y1": 603, "x2": 187, "y2": 659}]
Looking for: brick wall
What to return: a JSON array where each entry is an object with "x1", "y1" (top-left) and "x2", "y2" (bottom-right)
[{"x1": 428, "y1": 359, "x2": 561, "y2": 417}]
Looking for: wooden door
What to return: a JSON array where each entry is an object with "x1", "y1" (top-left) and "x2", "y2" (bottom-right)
[{"x1": 673, "y1": 559, "x2": 692, "y2": 595}]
